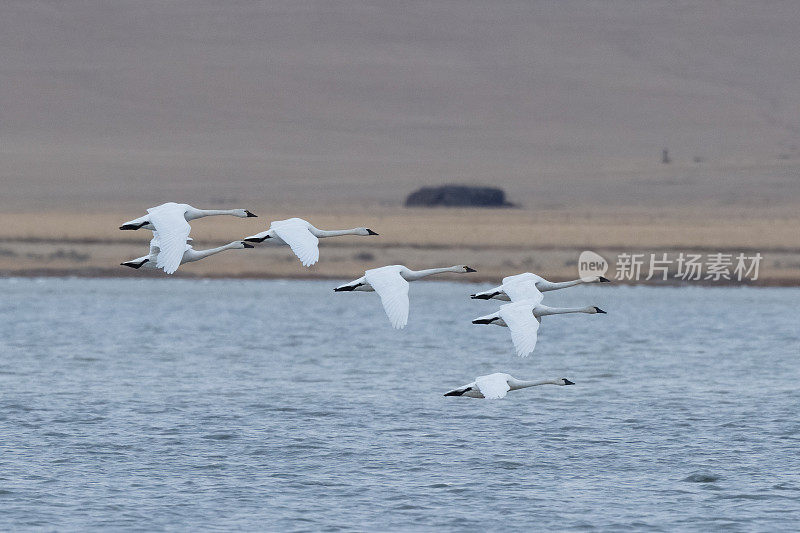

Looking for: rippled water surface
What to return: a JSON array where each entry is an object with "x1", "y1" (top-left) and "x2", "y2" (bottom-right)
[{"x1": 1, "y1": 278, "x2": 799, "y2": 531}]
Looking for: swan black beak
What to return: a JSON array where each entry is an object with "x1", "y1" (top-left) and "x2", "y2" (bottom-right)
[
  {"x1": 594, "y1": 307, "x2": 607, "y2": 314},
  {"x1": 563, "y1": 379, "x2": 575, "y2": 385},
  {"x1": 366, "y1": 229, "x2": 379, "y2": 235},
  {"x1": 599, "y1": 276, "x2": 610, "y2": 282},
  {"x1": 245, "y1": 210, "x2": 258, "y2": 217},
  {"x1": 242, "y1": 242, "x2": 254, "y2": 248},
  {"x1": 472, "y1": 317, "x2": 494, "y2": 324},
  {"x1": 465, "y1": 266, "x2": 477, "y2": 273}
]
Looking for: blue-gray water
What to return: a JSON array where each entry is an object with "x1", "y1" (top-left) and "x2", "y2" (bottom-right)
[{"x1": 1, "y1": 278, "x2": 799, "y2": 531}]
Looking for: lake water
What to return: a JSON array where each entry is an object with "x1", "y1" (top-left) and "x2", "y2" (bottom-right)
[{"x1": 1, "y1": 278, "x2": 799, "y2": 531}]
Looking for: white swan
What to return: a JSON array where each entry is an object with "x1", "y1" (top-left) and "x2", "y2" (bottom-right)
[
  {"x1": 472, "y1": 301, "x2": 606, "y2": 357},
  {"x1": 243, "y1": 217, "x2": 378, "y2": 267},
  {"x1": 334, "y1": 264, "x2": 477, "y2": 329},
  {"x1": 444, "y1": 373, "x2": 574, "y2": 399},
  {"x1": 121, "y1": 235, "x2": 253, "y2": 272},
  {"x1": 120, "y1": 202, "x2": 257, "y2": 231},
  {"x1": 471, "y1": 272, "x2": 609, "y2": 301},
  {"x1": 119, "y1": 203, "x2": 257, "y2": 274}
]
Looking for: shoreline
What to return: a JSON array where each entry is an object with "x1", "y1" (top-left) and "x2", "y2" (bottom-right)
[
  {"x1": 2, "y1": 206, "x2": 798, "y2": 286},
  {"x1": 2, "y1": 269, "x2": 797, "y2": 287},
  {"x1": 3, "y1": 236, "x2": 800, "y2": 255}
]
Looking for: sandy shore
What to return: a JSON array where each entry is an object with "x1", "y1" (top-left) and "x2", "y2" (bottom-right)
[{"x1": 1, "y1": 206, "x2": 798, "y2": 285}]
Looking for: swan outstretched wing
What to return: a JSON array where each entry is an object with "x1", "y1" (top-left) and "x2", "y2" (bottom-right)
[
  {"x1": 365, "y1": 266, "x2": 410, "y2": 329},
  {"x1": 502, "y1": 272, "x2": 544, "y2": 285},
  {"x1": 498, "y1": 302, "x2": 540, "y2": 357},
  {"x1": 501, "y1": 280, "x2": 544, "y2": 304},
  {"x1": 148, "y1": 233, "x2": 162, "y2": 256},
  {"x1": 271, "y1": 219, "x2": 320, "y2": 267},
  {"x1": 147, "y1": 204, "x2": 191, "y2": 274},
  {"x1": 475, "y1": 373, "x2": 511, "y2": 399}
]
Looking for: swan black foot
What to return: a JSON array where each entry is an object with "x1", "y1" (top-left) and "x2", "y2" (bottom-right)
[
  {"x1": 334, "y1": 283, "x2": 363, "y2": 292},
  {"x1": 444, "y1": 387, "x2": 472, "y2": 397},
  {"x1": 121, "y1": 259, "x2": 149, "y2": 269},
  {"x1": 244, "y1": 235, "x2": 271, "y2": 243},
  {"x1": 470, "y1": 292, "x2": 499, "y2": 300},
  {"x1": 119, "y1": 221, "x2": 148, "y2": 230}
]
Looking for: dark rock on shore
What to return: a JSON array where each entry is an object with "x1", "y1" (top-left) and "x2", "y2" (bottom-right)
[{"x1": 405, "y1": 185, "x2": 513, "y2": 207}]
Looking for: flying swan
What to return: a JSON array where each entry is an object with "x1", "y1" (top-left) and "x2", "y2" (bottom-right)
[
  {"x1": 472, "y1": 300, "x2": 606, "y2": 357},
  {"x1": 471, "y1": 272, "x2": 609, "y2": 301},
  {"x1": 334, "y1": 264, "x2": 477, "y2": 329},
  {"x1": 121, "y1": 234, "x2": 253, "y2": 272},
  {"x1": 444, "y1": 373, "x2": 575, "y2": 399},
  {"x1": 243, "y1": 217, "x2": 378, "y2": 267},
  {"x1": 119, "y1": 202, "x2": 257, "y2": 274}
]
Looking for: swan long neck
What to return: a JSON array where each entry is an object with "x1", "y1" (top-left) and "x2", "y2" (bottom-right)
[
  {"x1": 541, "y1": 278, "x2": 585, "y2": 291},
  {"x1": 507, "y1": 378, "x2": 560, "y2": 390},
  {"x1": 312, "y1": 228, "x2": 361, "y2": 238},
  {"x1": 191, "y1": 209, "x2": 241, "y2": 219},
  {"x1": 403, "y1": 266, "x2": 459, "y2": 280},
  {"x1": 186, "y1": 242, "x2": 239, "y2": 261},
  {"x1": 535, "y1": 305, "x2": 595, "y2": 317}
]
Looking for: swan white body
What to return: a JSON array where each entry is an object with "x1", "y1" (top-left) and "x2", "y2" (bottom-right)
[
  {"x1": 121, "y1": 236, "x2": 253, "y2": 272},
  {"x1": 334, "y1": 264, "x2": 477, "y2": 329},
  {"x1": 471, "y1": 272, "x2": 609, "y2": 301},
  {"x1": 243, "y1": 217, "x2": 378, "y2": 267},
  {"x1": 472, "y1": 302, "x2": 606, "y2": 357},
  {"x1": 119, "y1": 203, "x2": 257, "y2": 274},
  {"x1": 444, "y1": 373, "x2": 575, "y2": 399}
]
